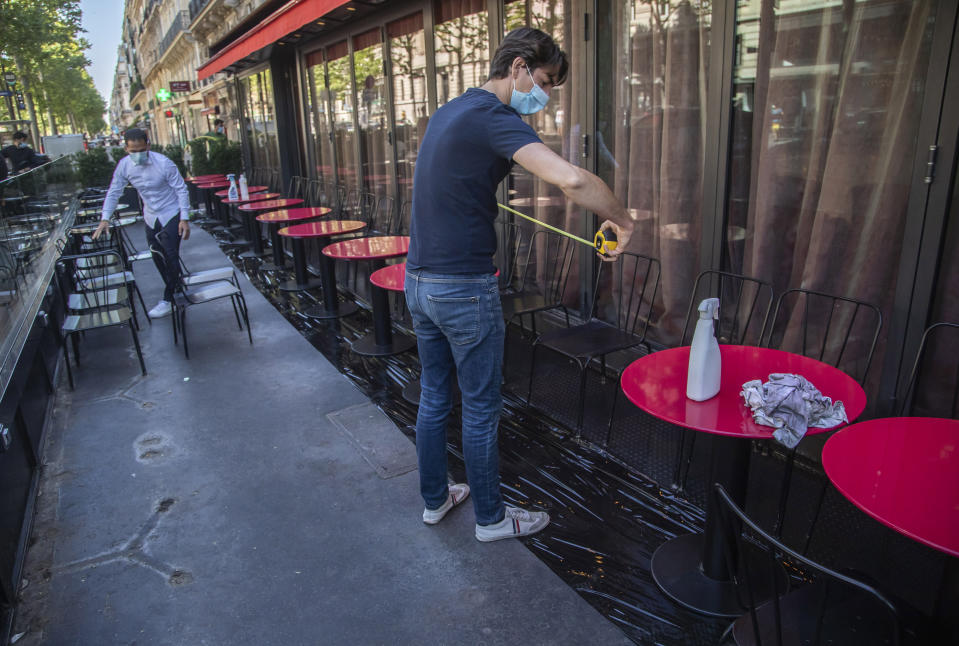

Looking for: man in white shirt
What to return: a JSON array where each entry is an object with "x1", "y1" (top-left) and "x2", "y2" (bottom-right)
[{"x1": 93, "y1": 128, "x2": 191, "y2": 319}]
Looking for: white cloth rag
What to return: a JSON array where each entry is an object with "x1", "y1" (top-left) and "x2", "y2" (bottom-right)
[{"x1": 740, "y1": 373, "x2": 848, "y2": 449}]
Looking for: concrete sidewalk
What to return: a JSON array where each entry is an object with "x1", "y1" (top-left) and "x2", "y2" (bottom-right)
[{"x1": 14, "y1": 226, "x2": 631, "y2": 645}]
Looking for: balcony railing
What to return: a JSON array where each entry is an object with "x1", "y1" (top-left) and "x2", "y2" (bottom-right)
[
  {"x1": 158, "y1": 10, "x2": 190, "y2": 62},
  {"x1": 189, "y1": 0, "x2": 212, "y2": 23}
]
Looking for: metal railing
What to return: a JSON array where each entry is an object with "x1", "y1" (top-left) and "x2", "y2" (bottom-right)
[
  {"x1": 158, "y1": 10, "x2": 190, "y2": 62},
  {"x1": 189, "y1": 0, "x2": 212, "y2": 22}
]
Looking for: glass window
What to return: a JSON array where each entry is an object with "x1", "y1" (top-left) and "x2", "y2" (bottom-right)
[
  {"x1": 304, "y1": 50, "x2": 336, "y2": 184},
  {"x1": 728, "y1": 0, "x2": 936, "y2": 397},
  {"x1": 389, "y1": 12, "x2": 428, "y2": 206},
  {"x1": 353, "y1": 28, "x2": 390, "y2": 196},
  {"x1": 433, "y1": 0, "x2": 490, "y2": 107},
  {"x1": 596, "y1": 0, "x2": 711, "y2": 339},
  {"x1": 239, "y1": 68, "x2": 280, "y2": 178},
  {"x1": 502, "y1": 2, "x2": 585, "y2": 314},
  {"x1": 327, "y1": 41, "x2": 360, "y2": 191}
]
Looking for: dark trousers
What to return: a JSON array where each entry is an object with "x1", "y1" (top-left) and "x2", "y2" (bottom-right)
[{"x1": 146, "y1": 216, "x2": 181, "y2": 302}]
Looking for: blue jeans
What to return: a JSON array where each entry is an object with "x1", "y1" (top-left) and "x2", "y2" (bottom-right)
[{"x1": 405, "y1": 270, "x2": 506, "y2": 526}]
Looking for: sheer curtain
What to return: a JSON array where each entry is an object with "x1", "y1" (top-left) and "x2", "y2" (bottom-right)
[
  {"x1": 602, "y1": 1, "x2": 710, "y2": 340},
  {"x1": 732, "y1": 0, "x2": 935, "y2": 396}
]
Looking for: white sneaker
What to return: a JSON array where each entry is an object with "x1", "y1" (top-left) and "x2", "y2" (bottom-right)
[
  {"x1": 148, "y1": 300, "x2": 172, "y2": 318},
  {"x1": 475, "y1": 506, "x2": 550, "y2": 542},
  {"x1": 423, "y1": 483, "x2": 470, "y2": 525}
]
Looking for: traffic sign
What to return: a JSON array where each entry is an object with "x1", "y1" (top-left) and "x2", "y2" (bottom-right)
[
  {"x1": 0, "y1": 91, "x2": 11, "y2": 97},
  {"x1": 15, "y1": 91, "x2": 25, "y2": 110},
  {"x1": 3, "y1": 72, "x2": 15, "y2": 85}
]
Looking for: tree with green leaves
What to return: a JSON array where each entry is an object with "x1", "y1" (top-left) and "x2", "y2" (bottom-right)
[{"x1": 0, "y1": 0, "x2": 105, "y2": 142}]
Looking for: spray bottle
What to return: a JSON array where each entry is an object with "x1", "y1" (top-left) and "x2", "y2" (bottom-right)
[
  {"x1": 686, "y1": 298, "x2": 721, "y2": 401},
  {"x1": 227, "y1": 173, "x2": 239, "y2": 201},
  {"x1": 238, "y1": 173, "x2": 249, "y2": 201}
]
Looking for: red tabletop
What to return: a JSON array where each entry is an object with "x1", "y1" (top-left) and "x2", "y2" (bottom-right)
[
  {"x1": 620, "y1": 345, "x2": 866, "y2": 439},
  {"x1": 222, "y1": 192, "x2": 280, "y2": 205},
  {"x1": 196, "y1": 181, "x2": 231, "y2": 189},
  {"x1": 370, "y1": 262, "x2": 407, "y2": 291},
  {"x1": 238, "y1": 198, "x2": 304, "y2": 212},
  {"x1": 822, "y1": 417, "x2": 959, "y2": 558},
  {"x1": 214, "y1": 186, "x2": 269, "y2": 197},
  {"x1": 187, "y1": 174, "x2": 226, "y2": 183},
  {"x1": 323, "y1": 236, "x2": 410, "y2": 260},
  {"x1": 279, "y1": 219, "x2": 365, "y2": 238},
  {"x1": 256, "y1": 207, "x2": 331, "y2": 223}
]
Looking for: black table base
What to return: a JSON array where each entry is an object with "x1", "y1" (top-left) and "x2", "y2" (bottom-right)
[
  {"x1": 352, "y1": 332, "x2": 416, "y2": 357},
  {"x1": 279, "y1": 277, "x2": 323, "y2": 292},
  {"x1": 304, "y1": 301, "x2": 359, "y2": 320},
  {"x1": 651, "y1": 532, "x2": 785, "y2": 618}
]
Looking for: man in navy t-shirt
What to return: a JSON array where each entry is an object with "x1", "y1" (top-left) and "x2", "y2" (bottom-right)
[{"x1": 405, "y1": 27, "x2": 635, "y2": 542}]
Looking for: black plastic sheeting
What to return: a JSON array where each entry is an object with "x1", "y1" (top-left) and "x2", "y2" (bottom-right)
[
  {"x1": 218, "y1": 242, "x2": 940, "y2": 645},
  {"x1": 217, "y1": 250, "x2": 728, "y2": 645}
]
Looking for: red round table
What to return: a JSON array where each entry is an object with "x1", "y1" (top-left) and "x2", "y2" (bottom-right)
[
  {"x1": 350, "y1": 261, "x2": 416, "y2": 357},
  {"x1": 621, "y1": 345, "x2": 866, "y2": 617},
  {"x1": 216, "y1": 192, "x2": 280, "y2": 244},
  {"x1": 823, "y1": 417, "x2": 959, "y2": 556},
  {"x1": 238, "y1": 199, "x2": 305, "y2": 268},
  {"x1": 253, "y1": 207, "x2": 328, "y2": 265},
  {"x1": 214, "y1": 186, "x2": 269, "y2": 198},
  {"x1": 277, "y1": 218, "x2": 363, "y2": 292},
  {"x1": 194, "y1": 181, "x2": 231, "y2": 223},
  {"x1": 823, "y1": 417, "x2": 959, "y2": 641},
  {"x1": 315, "y1": 236, "x2": 410, "y2": 321},
  {"x1": 187, "y1": 174, "x2": 226, "y2": 183}
]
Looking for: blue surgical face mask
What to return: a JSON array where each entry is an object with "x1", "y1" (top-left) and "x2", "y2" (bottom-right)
[
  {"x1": 129, "y1": 151, "x2": 148, "y2": 165},
  {"x1": 509, "y1": 65, "x2": 550, "y2": 115},
  {"x1": 18, "y1": 142, "x2": 27, "y2": 148}
]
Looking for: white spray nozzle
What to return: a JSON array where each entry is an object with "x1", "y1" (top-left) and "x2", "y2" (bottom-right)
[{"x1": 698, "y1": 298, "x2": 720, "y2": 320}]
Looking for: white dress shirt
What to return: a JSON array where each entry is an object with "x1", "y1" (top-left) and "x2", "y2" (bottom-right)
[{"x1": 101, "y1": 151, "x2": 191, "y2": 227}]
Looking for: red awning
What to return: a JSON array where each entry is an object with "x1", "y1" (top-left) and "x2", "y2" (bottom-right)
[{"x1": 197, "y1": 0, "x2": 350, "y2": 80}]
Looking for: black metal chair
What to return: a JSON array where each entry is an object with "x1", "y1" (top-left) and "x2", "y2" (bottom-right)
[
  {"x1": 674, "y1": 270, "x2": 774, "y2": 488},
  {"x1": 394, "y1": 200, "x2": 412, "y2": 236},
  {"x1": 56, "y1": 250, "x2": 147, "y2": 389},
  {"x1": 527, "y1": 251, "x2": 661, "y2": 433},
  {"x1": 500, "y1": 222, "x2": 575, "y2": 339},
  {"x1": 713, "y1": 483, "x2": 901, "y2": 646},
  {"x1": 151, "y1": 249, "x2": 253, "y2": 359},
  {"x1": 898, "y1": 321, "x2": 959, "y2": 418},
  {"x1": 763, "y1": 288, "x2": 882, "y2": 542}
]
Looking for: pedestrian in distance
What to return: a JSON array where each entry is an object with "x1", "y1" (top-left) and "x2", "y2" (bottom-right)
[
  {"x1": 93, "y1": 128, "x2": 191, "y2": 319},
  {"x1": 405, "y1": 27, "x2": 635, "y2": 542},
  {"x1": 1, "y1": 131, "x2": 46, "y2": 172}
]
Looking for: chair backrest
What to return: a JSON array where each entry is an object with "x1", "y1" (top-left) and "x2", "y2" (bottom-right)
[
  {"x1": 371, "y1": 195, "x2": 395, "y2": 234},
  {"x1": 713, "y1": 483, "x2": 900, "y2": 646},
  {"x1": 763, "y1": 288, "x2": 882, "y2": 385},
  {"x1": 395, "y1": 200, "x2": 412, "y2": 236},
  {"x1": 590, "y1": 251, "x2": 661, "y2": 340},
  {"x1": 289, "y1": 176, "x2": 305, "y2": 201},
  {"x1": 56, "y1": 249, "x2": 128, "y2": 312},
  {"x1": 899, "y1": 321, "x2": 959, "y2": 417},
  {"x1": 502, "y1": 222, "x2": 576, "y2": 304},
  {"x1": 681, "y1": 270, "x2": 773, "y2": 346},
  {"x1": 358, "y1": 192, "x2": 377, "y2": 227}
]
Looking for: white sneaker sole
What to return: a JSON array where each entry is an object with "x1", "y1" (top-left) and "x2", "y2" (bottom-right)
[{"x1": 475, "y1": 514, "x2": 550, "y2": 542}]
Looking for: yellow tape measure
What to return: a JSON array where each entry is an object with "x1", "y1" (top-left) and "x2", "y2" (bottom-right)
[
  {"x1": 497, "y1": 203, "x2": 618, "y2": 256},
  {"x1": 593, "y1": 229, "x2": 618, "y2": 255}
]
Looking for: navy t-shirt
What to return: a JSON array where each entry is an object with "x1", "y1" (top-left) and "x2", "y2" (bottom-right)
[{"x1": 407, "y1": 88, "x2": 541, "y2": 274}]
